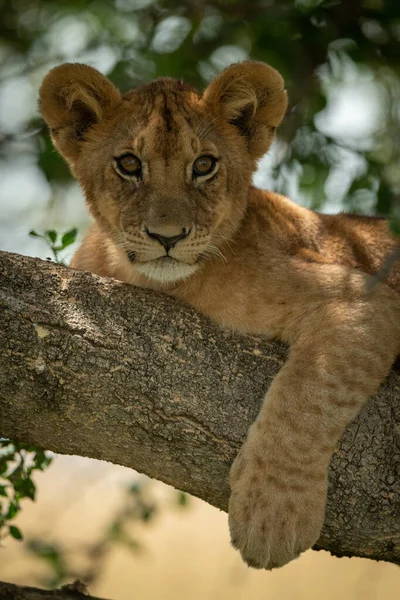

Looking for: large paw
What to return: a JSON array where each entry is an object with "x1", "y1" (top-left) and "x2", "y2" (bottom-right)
[{"x1": 228, "y1": 437, "x2": 328, "y2": 570}]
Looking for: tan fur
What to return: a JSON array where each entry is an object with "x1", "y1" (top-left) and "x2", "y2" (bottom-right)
[{"x1": 40, "y1": 61, "x2": 400, "y2": 570}]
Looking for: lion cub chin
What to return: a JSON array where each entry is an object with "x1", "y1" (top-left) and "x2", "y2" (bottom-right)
[
  {"x1": 39, "y1": 60, "x2": 400, "y2": 570},
  {"x1": 137, "y1": 257, "x2": 199, "y2": 284}
]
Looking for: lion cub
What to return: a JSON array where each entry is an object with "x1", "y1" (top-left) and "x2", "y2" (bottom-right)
[{"x1": 39, "y1": 61, "x2": 400, "y2": 569}]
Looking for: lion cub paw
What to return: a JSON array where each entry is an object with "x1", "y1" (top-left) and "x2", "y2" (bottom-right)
[{"x1": 228, "y1": 435, "x2": 327, "y2": 569}]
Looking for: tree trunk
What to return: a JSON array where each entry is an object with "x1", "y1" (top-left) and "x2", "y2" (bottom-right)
[{"x1": 1, "y1": 250, "x2": 399, "y2": 569}]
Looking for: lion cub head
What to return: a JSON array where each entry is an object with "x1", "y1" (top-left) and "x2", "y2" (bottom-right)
[{"x1": 40, "y1": 61, "x2": 287, "y2": 284}]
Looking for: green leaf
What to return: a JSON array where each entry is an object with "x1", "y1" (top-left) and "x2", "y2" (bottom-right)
[
  {"x1": 29, "y1": 230, "x2": 41, "y2": 238},
  {"x1": 9, "y1": 525, "x2": 23, "y2": 540},
  {"x1": 176, "y1": 491, "x2": 189, "y2": 507},
  {"x1": 6, "y1": 501, "x2": 19, "y2": 520},
  {"x1": 61, "y1": 228, "x2": 78, "y2": 249},
  {"x1": 0, "y1": 485, "x2": 8, "y2": 498},
  {"x1": 8, "y1": 464, "x2": 23, "y2": 483},
  {"x1": 44, "y1": 230, "x2": 57, "y2": 244},
  {"x1": 15, "y1": 477, "x2": 36, "y2": 501},
  {"x1": 33, "y1": 450, "x2": 52, "y2": 471}
]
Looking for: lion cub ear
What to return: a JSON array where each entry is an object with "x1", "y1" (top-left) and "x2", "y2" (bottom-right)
[
  {"x1": 39, "y1": 63, "x2": 121, "y2": 162},
  {"x1": 203, "y1": 61, "x2": 287, "y2": 160}
]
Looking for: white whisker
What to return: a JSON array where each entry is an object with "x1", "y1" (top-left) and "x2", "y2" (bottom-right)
[
  {"x1": 211, "y1": 232, "x2": 236, "y2": 255},
  {"x1": 202, "y1": 243, "x2": 228, "y2": 264}
]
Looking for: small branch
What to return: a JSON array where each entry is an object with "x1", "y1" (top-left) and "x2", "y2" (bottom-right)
[{"x1": 0, "y1": 251, "x2": 399, "y2": 565}]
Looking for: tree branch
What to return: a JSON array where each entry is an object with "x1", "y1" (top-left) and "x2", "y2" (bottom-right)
[
  {"x1": 0, "y1": 580, "x2": 108, "y2": 600},
  {"x1": 1, "y1": 251, "x2": 400, "y2": 566}
]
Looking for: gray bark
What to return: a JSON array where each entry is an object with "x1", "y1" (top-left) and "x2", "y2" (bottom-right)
[{"x1": 0, "y1": 250, "x2": 399, "y2": 568}]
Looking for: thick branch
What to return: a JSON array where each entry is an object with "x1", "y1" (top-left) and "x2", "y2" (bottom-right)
[
  {"x1": 0, "y1": 251, "x2": 399, "y2": 565},
  {"x1": 0, "y1": 580, "x2": 108, "y2": 600}
]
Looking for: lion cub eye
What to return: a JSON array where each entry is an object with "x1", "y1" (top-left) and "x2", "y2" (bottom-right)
[
  {"x1": 193, "y1": 155, "x2": 217, "y2": 178},
  {"x1": 114, "y1": 154, "x2": 142, "y2": 178}
]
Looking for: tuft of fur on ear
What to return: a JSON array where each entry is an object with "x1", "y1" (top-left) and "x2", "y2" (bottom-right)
[
  {"x1": 203, "y1": 61, "x2": 288, "y2": 160},
  {"x1": 39, "y1": 63, "x2": 121, "y2": 162}
]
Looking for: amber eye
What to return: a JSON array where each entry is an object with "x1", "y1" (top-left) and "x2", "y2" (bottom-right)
[
  {"x1": 193, "y1": 155, "x2": 217, "y2": 178},
  {"x1": 115, "y1": 154, "x2": 142, "y2": 177}
]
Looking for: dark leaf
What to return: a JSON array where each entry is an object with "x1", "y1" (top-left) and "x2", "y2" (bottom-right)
[
  {"x1": 9, "y1": 525, "x2": 23, "y2": 540},
  {"x1": 33, "y1": 450, "x2": 52, "y2": 471},
  {"x1": 0, "y1": 458, "x2": 10, "y2": 476},
  {"x1": 15, "y1": 476, "x2": 36, "y2": 501},
  {"x1": 8, "y1": 464, "x2": 23, "y2": 483},
  {"x1": 6, "y1": 501, "x2": 19, "y2": 520}
]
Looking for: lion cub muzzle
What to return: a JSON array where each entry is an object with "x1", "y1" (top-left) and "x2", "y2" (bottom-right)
[
  {"x1": 144, "y1": 225, "x2": 191, "y2": 252},
  {"x1": 123, "y1": 215, "x2": 200, "y2": 284}
]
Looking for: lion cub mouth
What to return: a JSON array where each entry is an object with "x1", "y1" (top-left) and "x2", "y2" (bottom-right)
[{"x1": 136, "y1": 256, "x2": 198, "y2": 284}]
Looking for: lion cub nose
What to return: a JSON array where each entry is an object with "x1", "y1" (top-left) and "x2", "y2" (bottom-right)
[{"x1": 145, "y1": 227, "x2": 190, "y2": 252}]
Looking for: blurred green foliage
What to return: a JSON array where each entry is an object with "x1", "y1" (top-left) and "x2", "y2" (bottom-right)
[
  {"x1": 26, "y1": 481, "x2": 189, "y2": 588},
  {"x1": 0, "y1": 440, "x2": 52, "y2": 543},
  {"x1": 1, "y1": 436, "x2": 189, "y2": 588},
  {"x1": 0, "y1": 0, "x2": 399, "y2": 217}
]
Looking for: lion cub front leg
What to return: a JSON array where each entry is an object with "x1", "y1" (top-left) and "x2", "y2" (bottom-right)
[{"x1": 229, "y1": 292, "x2": 400, "y2": 569}]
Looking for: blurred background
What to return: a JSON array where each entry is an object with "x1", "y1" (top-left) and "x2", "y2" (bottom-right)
[{"x1": 1, "y1": 0, "x2": 400, "y2": 598}]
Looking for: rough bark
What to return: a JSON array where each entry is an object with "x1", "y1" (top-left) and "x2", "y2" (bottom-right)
[
  {"x1": 0, "y1": 250, "x2": 399, "y2": 568},
  {"x1": 0, "y1": 580, "x2": 108, "y2": 600}
]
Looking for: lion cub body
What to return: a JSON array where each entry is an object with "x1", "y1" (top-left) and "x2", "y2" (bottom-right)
[
  {"x1": 40, "y1": 61, "x2": 400, "y2": 570},
  {"x1": 72, "y1": 187, "x2": 400, "y2": 340}
]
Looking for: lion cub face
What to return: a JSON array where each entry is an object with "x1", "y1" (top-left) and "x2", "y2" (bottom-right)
[{"x1": 40, "y1": 61, "x2": 287, "y2": 284}]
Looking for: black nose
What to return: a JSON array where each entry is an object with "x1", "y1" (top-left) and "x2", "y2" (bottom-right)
[{"x1": 145, "y1": 228, "x2": 190, "y2": 252}]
